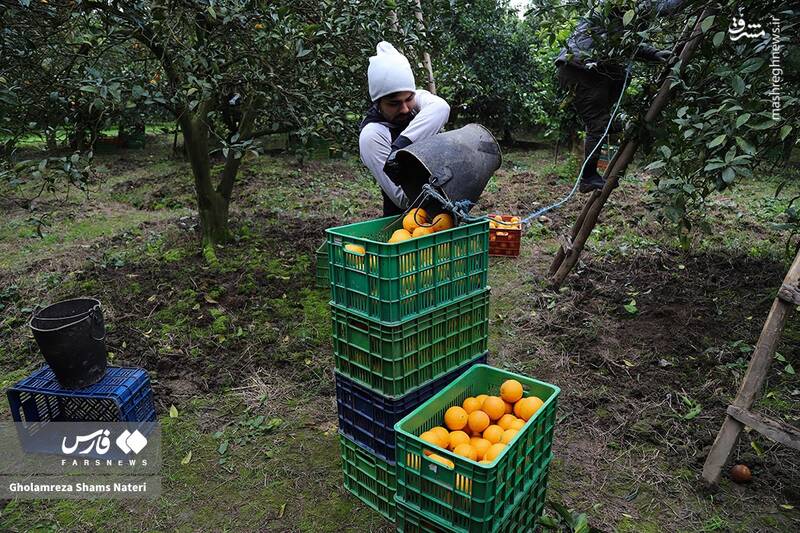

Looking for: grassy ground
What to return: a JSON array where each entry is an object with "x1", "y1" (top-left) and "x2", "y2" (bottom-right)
[{"x1": 1, "y1": 133, "x2": 799, "y2": 532}]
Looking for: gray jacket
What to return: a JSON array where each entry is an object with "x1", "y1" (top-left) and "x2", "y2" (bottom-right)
[{"x1": 555, "y1": 0, "x2": 684, "y2": 71}]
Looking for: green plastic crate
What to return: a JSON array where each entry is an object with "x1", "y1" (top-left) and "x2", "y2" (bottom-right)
[
  {"x1": 326, "y1": 216, "x2": 489, "y2": 324},
  {"x1": 395, "y1": 468, "x2": 550, "y2": 532},
  {"x1": 394, "y1": 364, "x2": 559, "y2": 532},
  {"x1": 331, "y1": 289, "x2": 490, "y2": 397},
  {"x1": 316, "y1": 241, "x2": 329, "y2": 289},
  {"x1": 339, "y1": 432, "x2": 396, "y2": 521}
]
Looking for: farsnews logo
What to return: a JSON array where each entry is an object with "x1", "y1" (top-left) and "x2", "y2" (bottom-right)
[
  {"x1": 61, "y1": 429, "x2": 147, "y2": 455},
  {"x1": 116, "y1": 429, "x2": 148, "y2": 455}
]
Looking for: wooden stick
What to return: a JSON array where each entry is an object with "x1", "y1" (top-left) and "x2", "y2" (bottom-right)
[
  {"x1": 549, "y1": 191, "x2": 600, "y2": 276},
  {"x1": 726, "y1": 406, "x2": 800, "y2": 451},
  {"x1": 549, "y1": 9, "x2": 712, "y2": 287},
  {"x1": 702, "y1": 249, "x2": 800, "y2": 485}
]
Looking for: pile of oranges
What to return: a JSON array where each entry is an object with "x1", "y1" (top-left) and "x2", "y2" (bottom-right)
[
  {"x1": 388, "y1": 208, "x2": 454, "y2": 243},
  {"x1": 419, "y1": 379, "x2": 543, "y2": 467},
  {"x1": 488, "y1": 215, "x2": 521, "y2": 230}
]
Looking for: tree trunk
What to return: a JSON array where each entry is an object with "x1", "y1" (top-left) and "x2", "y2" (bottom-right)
[
  {"x1": 180, "y1": 109, "x2": 230, "y2": 247},
  {"x1": 198, "y1": 192, "x2": 230, "y2": 247}
]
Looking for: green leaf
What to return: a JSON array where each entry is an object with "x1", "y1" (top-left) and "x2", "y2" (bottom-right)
[
  {"x1": 780, "y1": 125, "x2": 792, "y2": 141},
  {"x1": 622, "y1": 10, "x2": 634, "y2": 26},
  {"x1": 751, "y1": 120, "x2": 776, "y2": 130},
  {"x1": 169, "y1": 404, "x2": 178, "y2": 418},
  {"x1": 713, "y1": 31, "x2": 725, "y2": 47},
  {"x1": 775, "y1": 353, "x2": 786, "y2": 362},
  {"x1": 207, "y1": 5, "x2": 216, "y2": 19},
  {"x1": 623, "y1": 299, "x2": 638, "y2": 314},
  {"x1": 732, "y1": 76, "x2": 745, "y2": 95},
  {"x1": 297, "y1": 48, "x2": 312, "y2": 58},
  {"x1": 218, "y1": 440, "x2": 229, "y2": 455},
  {"x1": 708, "y1": 134, "x2": 727, "y2": 148},
  {"x1": 574, "y1": 514, "x2": 589, "y2": 533},
  {"x1": 735, "y1": 113, "x2": 751, "y2": 129},
  {"x1": 751, "y1": 440, "x2": 764, "y2": 457},
  {"x1": 700, "y1": 15, "x2": 715, "y2": 34},
  {"x1": 181, "y1": 450, "x2": 192, "y2": 464},
  {"x1": 684, "y1": 404, "x2": 702, "y2": 420},
  {"x1": 786, "y1": 364, "x2": 796, "y2": 375},
  {"x1": 740, "y1": 58, "x2": 765, "y2": 74},
  {"x1": 735, "y1": 137, "x2": 756, "y2": 155}
]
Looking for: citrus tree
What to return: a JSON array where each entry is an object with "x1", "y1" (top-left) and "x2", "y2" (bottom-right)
[
  {"x1": 426, "y1": 0, "x2": 542, "y2": 141},
  {"x1": 637, "y1": 2, "x2": 799, "y2": 245},
  {"x1": 538, "y1": 0, "x2": 798, "y2": 245},
  {"x1": 3, "y1": 0, "x2": 426, "y2": 251}
]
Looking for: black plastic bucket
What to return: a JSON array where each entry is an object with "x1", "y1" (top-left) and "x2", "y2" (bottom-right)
[
  {"x1": 387, "y1": 124, "x2": 502, "y2": 210},
  {"x1": 29, "y1": 298, "x2": 108, "y2": 390}
]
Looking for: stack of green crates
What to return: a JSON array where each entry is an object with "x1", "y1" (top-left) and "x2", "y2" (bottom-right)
[{"x1": 325, "y1": 214, "x2": 490, "y2": 523}]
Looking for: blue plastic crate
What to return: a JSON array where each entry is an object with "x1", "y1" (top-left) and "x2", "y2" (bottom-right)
[
  {"x1": 7, "y1": 365, "x2": 156, "y2": 423},
  {"x1": 336, "y1": 352, "x2": 487, "y2": 464}
]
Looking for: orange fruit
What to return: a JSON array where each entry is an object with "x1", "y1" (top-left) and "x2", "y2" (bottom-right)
[
  {"x1": 388, "y1": 229, "x2": 412, "y2": 243},
  {"x1": 497, "y1": 414, "x2": 516, "y2": 430},
  {"x1": 462, "y1": 397, "x2": 482, "y2": 414},
  {"x1": 500, "y1": 379, "x2": 524, "y2": 403},
  {"x1": 430, "y1": 426, "x2": 449, "y2": 448},
  {"x1": 412, "y1": 226, "x2": 434, "y2": 238},
  {"x1": 420, "y1": 431, "x2": 441, "y2": 454},
  {"x1": 509, "y1": 418, "x2": 526, "y2": 431},
  {"x1": 444, "y1": 406, "x2": 468, "y2": 430},
  {"x1": 428, "y1": 454, "x2": 454, "y2": 468},
  {"x1": 514, "y1": 396, "x2": 544, "y2": 421},
  {"x1": 481, "y1": 396, "x2": 505, "y2": 421},
  {"x1": 500, "y1": 429, "x2": 519, "y2": 444},
  {"x1": 484, "y1": 443, "x2": 506, "y2": 461},
  {"x1": 403, "y1": 208, "x2": 428, "y2": 232},
  {"x1": 344, "y1": 243, "x2": 365, "y2": 255},
  {"x1": 467, "y1": 411, "x2": 490, "y2": 433},
  {"x1": 448, "y1": 430, "x2": 470, "y2": 451},
  {"x1": 483, "y1": 425, "x2": 503, "y2": 444},
  {"x1": 453, "y1": 443, "x2": 478, "y2": 461},
  {"x1": 475, "y1": 394, "x2": 488, "y2": 407},
  {"x1": 470, "y1": 438, "x2": 491, "y2": 460},
  {"x1": 504, "y1": 401, "x2": 513, "y2": 415},
  {"x1": 430, "y1": 213, "x2": 454, "y2": 232}
]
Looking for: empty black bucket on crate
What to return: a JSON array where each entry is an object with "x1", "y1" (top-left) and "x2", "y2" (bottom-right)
[{"x1": 29, "y1": 298, "x2": 108, "y2": 390}]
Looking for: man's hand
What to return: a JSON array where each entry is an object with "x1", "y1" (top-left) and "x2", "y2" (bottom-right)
[
  {"x1": 384, "y1": 149, "x2": 402, "y2": 181},
  {"x1": 383, "y1": 135, "x2": 412, "y2": 182},
  {"x1": 654, "y1": 50, "x2": 672, "y2": 63}
]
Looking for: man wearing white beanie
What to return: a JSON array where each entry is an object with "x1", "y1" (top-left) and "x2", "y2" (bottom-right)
[{"x1": 359, "y1": 42, "x2": 450, "y2": 216}]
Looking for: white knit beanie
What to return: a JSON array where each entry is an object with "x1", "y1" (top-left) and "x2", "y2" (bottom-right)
[{"x1": 367, "y1": 42, "x2": 416, "y2": 102}]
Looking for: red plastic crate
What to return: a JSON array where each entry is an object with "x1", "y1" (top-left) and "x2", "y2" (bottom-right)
[{"x1": 488, "y1": 215, "x2": 521, "y2": 257}]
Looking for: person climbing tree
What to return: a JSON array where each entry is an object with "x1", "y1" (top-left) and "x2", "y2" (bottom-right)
[
  {"x1": 359, "y1": 42, "x2": 450, "y2": 216},
  {"x1": 555, "y1": 0, "x2": 684, "y2": 193}
]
